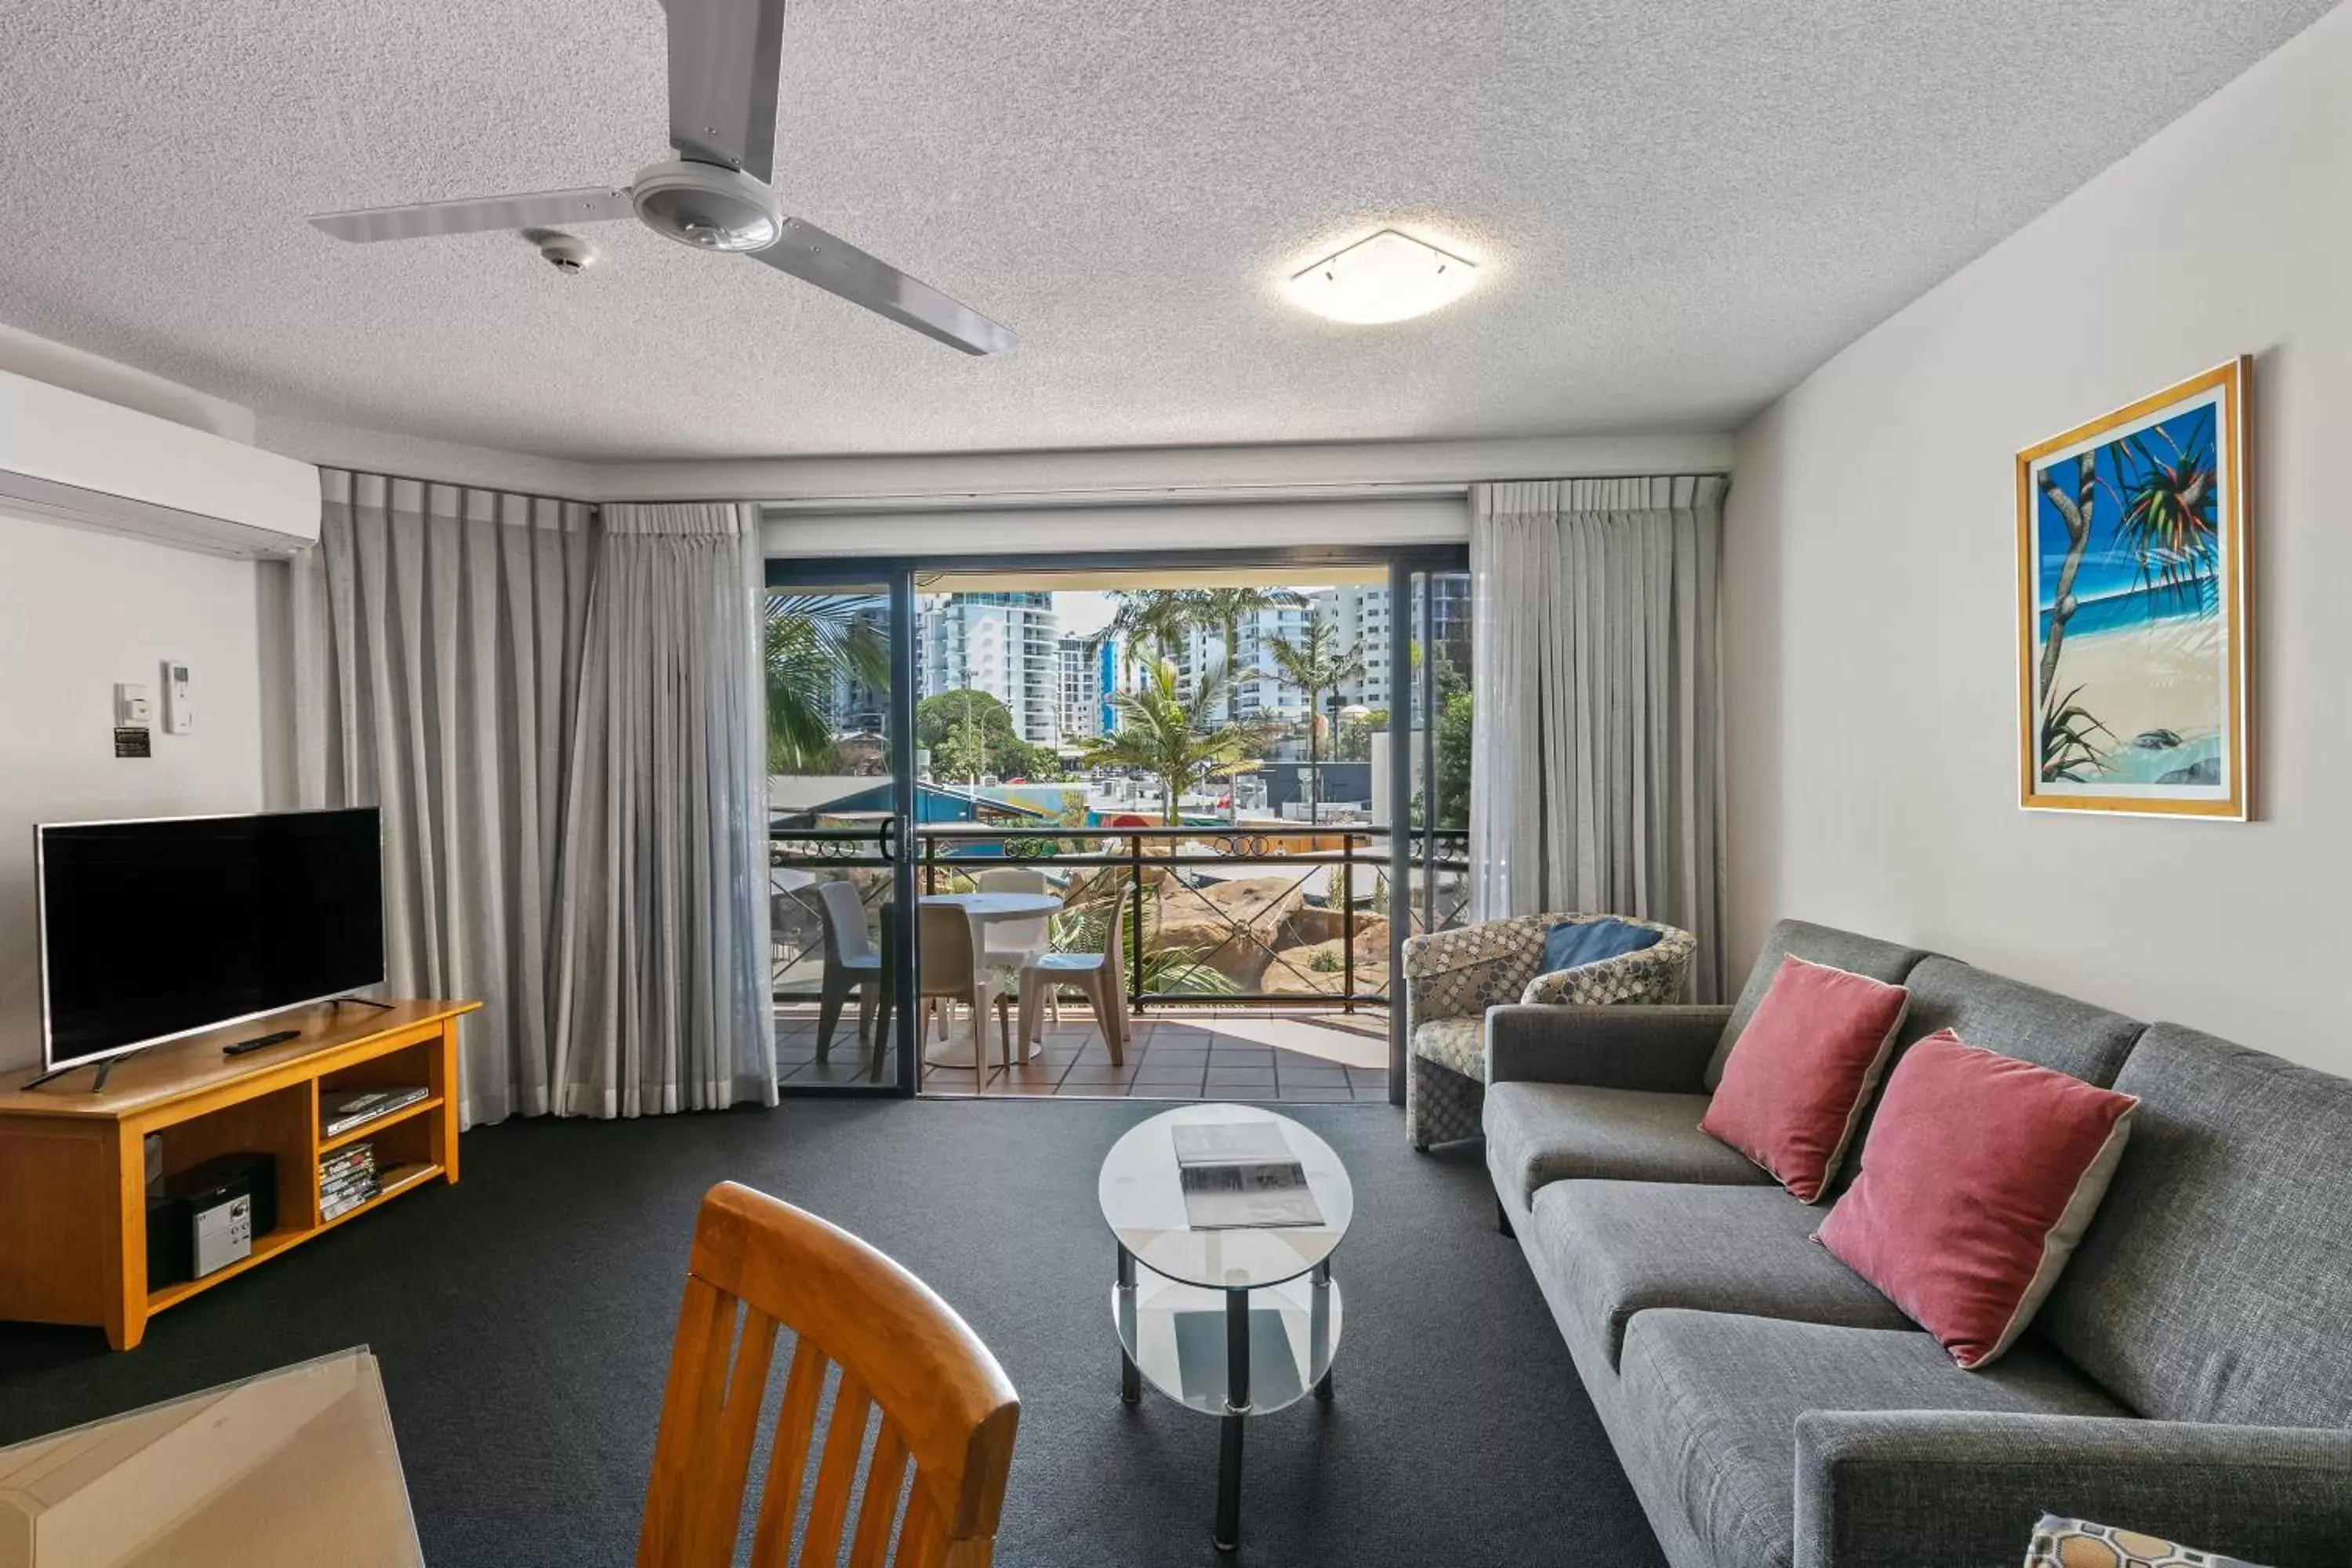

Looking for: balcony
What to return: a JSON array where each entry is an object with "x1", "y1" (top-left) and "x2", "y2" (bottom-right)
[{"x1": 769, "y1": 822, "x2": 1471, "y2": 1102}]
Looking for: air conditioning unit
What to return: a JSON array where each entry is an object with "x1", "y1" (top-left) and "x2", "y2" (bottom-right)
[{"x1": 0, "y1": 365, "x2": 318, "y2": 559}]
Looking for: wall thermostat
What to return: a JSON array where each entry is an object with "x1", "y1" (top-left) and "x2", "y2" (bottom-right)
[{"x1": 163, "y1": 660, "x2": 194, "y2": 735}]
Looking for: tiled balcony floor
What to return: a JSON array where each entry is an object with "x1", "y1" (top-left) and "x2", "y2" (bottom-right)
[{"x1": 774, "y1": 1003, "x2": 1393, "y2": 1102}]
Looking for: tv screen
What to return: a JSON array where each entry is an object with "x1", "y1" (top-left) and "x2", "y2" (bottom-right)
[{"x1": 38, "y1": 808, "x2": 385, "y2": 1070}]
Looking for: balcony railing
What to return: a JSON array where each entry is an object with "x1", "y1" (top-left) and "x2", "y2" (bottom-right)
[{"x1": 768, "y1": 822, "x2": 1471, "y2": 1013}]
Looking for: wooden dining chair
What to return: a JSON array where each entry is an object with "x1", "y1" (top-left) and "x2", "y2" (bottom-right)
[{"x1": 637, "y1": 1182, "x2": 1022, "y2": 1568}]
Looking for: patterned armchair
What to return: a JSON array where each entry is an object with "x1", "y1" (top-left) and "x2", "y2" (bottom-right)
[{"x1": 1401, "y1": 913, "x2": 1694, "y2": 1149}]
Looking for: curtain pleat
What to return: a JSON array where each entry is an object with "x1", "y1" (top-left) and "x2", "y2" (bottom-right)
[{"x1": 1467, "y1": 474, "x2": 1730, "y2": 1001}]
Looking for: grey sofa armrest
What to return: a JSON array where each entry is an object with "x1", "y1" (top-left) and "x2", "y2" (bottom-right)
[
  {"x1": 1795, "y1": 1410, "x2": 2352, "y2": 1568},
  {"x1": 1483, "y1": 1004, "x2": 1729, "y2": 1094}
]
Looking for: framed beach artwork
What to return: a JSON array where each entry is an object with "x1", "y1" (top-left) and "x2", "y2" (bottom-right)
[{"x1": 2016, "y1": 358, "x2": 2251, "y2": 818}]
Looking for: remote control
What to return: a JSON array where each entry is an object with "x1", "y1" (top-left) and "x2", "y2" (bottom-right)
[{"x1": 224, "y1": 1029, "x2": 302, "y2": 1056}]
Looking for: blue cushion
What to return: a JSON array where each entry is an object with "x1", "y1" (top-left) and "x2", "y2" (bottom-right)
[{"x1": 1541, "y1": 917, "x2": 1664, "y2": 975}]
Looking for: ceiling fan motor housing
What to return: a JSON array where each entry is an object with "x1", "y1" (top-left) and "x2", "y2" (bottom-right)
[{"x1": 630, "y1": 158, "x2": 782, "y2": 252}]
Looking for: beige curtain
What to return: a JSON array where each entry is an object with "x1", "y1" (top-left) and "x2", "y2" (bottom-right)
[
  {"x1": 548, "y1": 503, "x2": 775, "y2": 1117},
  {"x1": 292, "y1": 476, "x2": 775, "y2": 1122},
  {"x1": 1468, "y1": 475, "x2": 1729, "y2": 1001},
  {"x1": 291, "y1": 471, "x2": 596, "y2": 1125}
]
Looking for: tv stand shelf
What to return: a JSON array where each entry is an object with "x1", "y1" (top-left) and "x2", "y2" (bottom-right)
[{"x1": 0, "y1": 999, "x2": 476, "y2": 1349}]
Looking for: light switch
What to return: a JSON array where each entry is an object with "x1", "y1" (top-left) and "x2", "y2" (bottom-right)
[
  {"x1": 163, "y1": 660, "x2": 193, "y2": 734},
  {"x1": 114, "y1": 682, "x2": 151, "y2": 727}
]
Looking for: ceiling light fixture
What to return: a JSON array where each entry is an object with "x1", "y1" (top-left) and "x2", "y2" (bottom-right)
[{"x1": 1283, "y1": 229, "x2": 1479, "y2": 325}]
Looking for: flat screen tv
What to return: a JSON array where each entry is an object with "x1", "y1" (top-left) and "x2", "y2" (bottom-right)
[{"x1": 37, "y1": 808, "x2": 385, "y2": 1073}]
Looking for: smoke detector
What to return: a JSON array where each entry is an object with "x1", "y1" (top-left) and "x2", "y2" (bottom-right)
[{"x1": 529, "y1": 230, "x2": 601, "y2": 274}]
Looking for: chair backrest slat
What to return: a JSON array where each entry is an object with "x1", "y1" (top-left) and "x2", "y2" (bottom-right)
[
  {"x1": 846, "y1": 1418, "x2": 913, "y2": 1568},
  {"x1": 896, "y1": 1488, "x2": 950, "y2": 1568},
  {"x1": 639, "y1": 1275, "x2": 739, "y2": 1565},
  {"x1": 749, "y1": 1336, "x2": 830, "y2": 1567},
  {"x1": 796, "y1": 1371, "x2": 873, "y2": 1568},
  {"x1": 637, "y1": 1184, "x2": 1020, "y2": 1568},
  {"x1": 684, "y1": 1305, "x2": 782, "y2": 1564}
]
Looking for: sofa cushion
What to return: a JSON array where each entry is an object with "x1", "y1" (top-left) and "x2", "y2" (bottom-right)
[
  {"x1": 1531, "y1": 1181, "x2": 1910, "y2": 1367},
  {"x1": 1618, "y1": 1311, "x2": 2129, "y2": 1568},
  {"x1": 1708, "y1": 920, "x2": 1928, "y2": 1087},
  {"x1": 1701, "y1": 956, "x2": 1909, "y2": 1202},
  {"x1": 1817, "y1": 1029, "x2": 2140, "y2": 1369},
  {"x1": 1485, "y1": 1082, "x2": 1769, "y2": 1213},
  {"x1": 2035, "y1": 1024, "x2": 2352, "y2": 1429},
  {"x1": 1410, "y1": 1017, "x2": 1484, "y2": 1079},
  {"x1": 1828, "y1": 956, "x2": 2148, "y2": 1192},
  {"x1": 1896, "y1": 957, "x2": 2145, "y2": 1088}
]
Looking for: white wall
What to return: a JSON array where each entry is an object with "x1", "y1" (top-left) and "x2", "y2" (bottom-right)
[
  {"x1": 0, "y1": 509, "x2": 269, "y2": 1070},
  {"x1": 1723, "y1": 6, "x2": 2352, "y2": 1076}
]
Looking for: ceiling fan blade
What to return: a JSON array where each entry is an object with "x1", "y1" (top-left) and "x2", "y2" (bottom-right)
[
  {"x1": 748, "y1": 218, "x2": 1017, "y2": 355},
  {"x1": 308, "y1": 187, "x2": 636, "y2": 243},
  {"x1": 664, "y1": 0, "x2": 786, "y2": 182}
]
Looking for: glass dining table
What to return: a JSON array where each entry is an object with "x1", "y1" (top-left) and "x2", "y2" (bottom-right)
[{"x1": 0, "y1": 1347, "x2": 419, "y2": 1566}]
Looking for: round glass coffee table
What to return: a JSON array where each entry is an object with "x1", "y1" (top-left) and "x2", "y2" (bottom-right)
[{"x1": 1098, "y1": 1103, "x2": 1355, "y2": 1552}]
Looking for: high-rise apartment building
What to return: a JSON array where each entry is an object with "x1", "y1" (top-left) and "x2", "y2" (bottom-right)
[
  {"x1": 1056, "y1": 630, "x2": 1128, "y2": 742},
  {"x1": 1314, "y1": 586, "x2": 1393, "y2": 713},
  {"x1": 916, "y1": 593, "x2": 1059, "y2": 745}
]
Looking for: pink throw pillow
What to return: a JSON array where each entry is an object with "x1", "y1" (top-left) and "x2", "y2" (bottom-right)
[
  {"x1": 1816, "y1": 1029, "x2": 2140, "y2": 1370},
  {"x1": 1699, "y1": 956, "x2": 1909, "y2": 1202}
]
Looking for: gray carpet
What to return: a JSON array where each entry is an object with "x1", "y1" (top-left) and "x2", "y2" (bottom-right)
[{"x1": 0, "y1": 1098, "x2": 1664, "y2": 1566}]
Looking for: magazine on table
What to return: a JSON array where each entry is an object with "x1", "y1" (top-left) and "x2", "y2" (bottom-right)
[{"x1": 1171, "y1": 1121, "x2": 1323, "y2": 1229}]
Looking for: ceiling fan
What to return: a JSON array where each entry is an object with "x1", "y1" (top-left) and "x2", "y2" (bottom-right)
[{"x1": 305, "y1": 0, "x2": 1014, "y2": 355}]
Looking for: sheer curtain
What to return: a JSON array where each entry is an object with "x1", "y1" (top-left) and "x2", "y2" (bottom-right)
[
  {"x1": 292, "y1": 471, "x2": 596, "y2": 1125},
  {"x1": 292, "y1": 477, "x2": 775, "y2": 1122},
  {"x1": 547, "y1": 503, "x2": 775, "y2": 1117},
  {"x1": 1467, "y1": 475, "x2": 1730, "y2": 1000}
]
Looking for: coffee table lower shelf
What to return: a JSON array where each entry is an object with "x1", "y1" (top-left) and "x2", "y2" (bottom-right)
[{"x1": 1112, "y1": 1250, "x2": 1341, "y2": 1552}]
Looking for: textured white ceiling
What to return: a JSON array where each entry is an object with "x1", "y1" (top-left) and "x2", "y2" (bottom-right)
[{"x1": 0, "y1": 0, "x2": 2334, "y2": 461}]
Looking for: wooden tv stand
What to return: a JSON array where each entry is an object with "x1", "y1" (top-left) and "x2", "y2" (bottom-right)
[{"x1": 0, "y1": 1000, "x2": 477, "y2": 1349}]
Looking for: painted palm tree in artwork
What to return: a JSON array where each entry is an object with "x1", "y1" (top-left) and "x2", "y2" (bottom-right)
[
  {"x1": 2114, "y1": 424, "x2": 2218, "y2": 605},
  {"x1": 1269, "y1": 619, "x2": 1366, "y2": 824},
  {"x1": 764, "y1": 594, "x2": 890, "y2": 772},
  {"x1": 1076, "y1": 657, "x2": 1266, "y2": 825}
]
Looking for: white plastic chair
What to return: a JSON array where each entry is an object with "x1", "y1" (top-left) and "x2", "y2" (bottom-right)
[
  {"x1": 918, "y1": 902, "x2": 1013, "y2": 1080},
  {"x1": 814, "y1": 881, "x2": 884, "y2": 1073},
  {"x1": 1019, "y1": 893, "x2": 1128, "y2": 1061},
  {"x1": 974, "y1": 867, "x2": 1054, "y2": 969}
]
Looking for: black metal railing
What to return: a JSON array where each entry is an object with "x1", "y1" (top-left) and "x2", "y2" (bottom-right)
[{"x1": 767, "y1": 822, "x2": 1470, "y2": 1014}]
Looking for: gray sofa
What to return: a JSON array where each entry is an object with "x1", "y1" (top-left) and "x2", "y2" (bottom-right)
[{"x1": 1481, "y1": 919, "x2": 2352, "y2": 1568}]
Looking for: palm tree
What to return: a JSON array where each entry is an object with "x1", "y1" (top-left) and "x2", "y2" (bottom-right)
[
  {"x1": 764, "y1": 594, "x2": 890, "y2": 773},
  {"x1": 1076, "y1": 658, "x2": 1267, "y2": 824},
  {"x1": 1107, "y1": 590, "x2": 1203, "y2": 688},
  {"x1": 1196, "y1": 586, "x2": 1306, "y2": 702},
  {"x1": 1269, "y1": 619, "x2": 1366, "y2": 824}
]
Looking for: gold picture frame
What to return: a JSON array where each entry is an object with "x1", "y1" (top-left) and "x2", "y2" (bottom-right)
[{"x1": 2016, "y1": 358, "x2": 2251, "y2": 818}]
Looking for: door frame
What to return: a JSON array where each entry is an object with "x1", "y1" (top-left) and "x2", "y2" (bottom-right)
[{"x1": 764, "y1": 543, "x2": 1468, "y2": 1102}]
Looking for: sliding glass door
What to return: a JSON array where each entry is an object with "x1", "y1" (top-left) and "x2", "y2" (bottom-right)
[
  {"x1": 762, "y1": 568, "x2": 919, "y2": 1095},
  {"x1": 764, "y1": 544, "x2": 1466, "y2": 1103}
]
